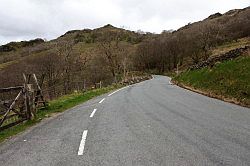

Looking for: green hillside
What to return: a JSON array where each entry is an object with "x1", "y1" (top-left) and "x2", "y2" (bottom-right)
[{"x1": 174, "y1": 54, "x2": 250, "y2": 107}]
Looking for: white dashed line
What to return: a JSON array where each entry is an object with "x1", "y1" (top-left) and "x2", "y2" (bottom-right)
[
  {"x1": 78, "y1": 130, "x2": 88, "y2": 155},
  {"x1": 99, "y1": 98, "x2": 105, "y2": 103},
  {"x1": 108, "y1": 86, "x2": 129, "y2": 96},
  {"x1": 90, "y1": 109, "x2": 97, "y2": 118},
  {"x1": 108, "y1": 90, "x2": 120, "y2": 96}
]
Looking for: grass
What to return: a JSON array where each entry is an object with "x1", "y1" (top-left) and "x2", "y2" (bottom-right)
[
  {"x1": 174, "y1": 56, "x2": 250, "y2": 107},
  {"x1": 0, "y1": 84, "x2": 122, "y2": 143},
  {"x1": 0, "y1": 60, "x2": 18, "y2": 70},
  {"x1": 212, "y1": 37, "x2": 250, "y2": 55}
]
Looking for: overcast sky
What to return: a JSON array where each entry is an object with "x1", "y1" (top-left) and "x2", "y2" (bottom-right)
[{"x1": 0, "y1": 0, "x2": 249, "y2": 44}]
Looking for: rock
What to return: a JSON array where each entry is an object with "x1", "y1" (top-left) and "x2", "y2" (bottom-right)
[{"x1": 207, "y1": 13, "x2": 222, "y2": 20}]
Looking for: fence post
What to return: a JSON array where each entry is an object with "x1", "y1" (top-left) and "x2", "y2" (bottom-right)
[
  {"x1": 23, "y1": 74, "x2": 32, "y2": 120},
  {"x1": 33, "y1": 74, "x2": 46, "y2": 107}
]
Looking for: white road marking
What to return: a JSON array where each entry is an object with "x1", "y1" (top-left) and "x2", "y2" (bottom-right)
[
  {"x1": 90, "y1": 109, "x2": 97, "y2": 118},
  {"x1": 78, "y1": 130, "x2": 88, "y2": 155},
  {"x1": 108, "y1": 89, "x2": 120, "y2": 96},
  {"x1": 108, "y1": 86, "x2": 129, "y2": 96},
  {"x1": 99, "y1": 98, "x2": 105, "y2": 103}
]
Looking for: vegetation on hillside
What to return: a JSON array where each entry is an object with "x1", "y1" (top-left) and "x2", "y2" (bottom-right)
[
  {"x1": 0, "y1": 38, "x2": 44, "y2": 52},
  {"x1": 0, "y1": 24, "x2": 152, "y2": 100},
  {"x1": 135, "y1": 7, "x2": 250, "y2": 73},
  {"x1": 174, "y1": 55, "x2": 250, "y2": 107}
]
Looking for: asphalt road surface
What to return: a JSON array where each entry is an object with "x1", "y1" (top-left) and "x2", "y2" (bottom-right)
[{"x1": 0, "y1": 76, "x2": 250, "y2": 166}]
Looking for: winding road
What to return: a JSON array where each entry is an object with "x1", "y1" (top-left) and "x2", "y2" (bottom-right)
[{"x1": 0, "y1": 76, "x2": 250, "y2": 166}]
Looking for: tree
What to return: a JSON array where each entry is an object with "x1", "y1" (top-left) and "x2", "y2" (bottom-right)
[
  {"x1": 97, "y1": 31, "x2": 129, "y2": 82},
  {"x1": 196, "y1": 22, "x2": 221, "y2": 60},
  {"x1": 56, "y1": 41, "x2": 76, "y2": 93}
]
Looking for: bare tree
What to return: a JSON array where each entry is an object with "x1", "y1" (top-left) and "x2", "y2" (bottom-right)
[
  {"x1": 97, "y1": 31, "x2": 129, "y2": 82},
  {"x1": 56, "y1": 41, "x2": 76, "y2": 93},
  {"x1": 196, "y1": 22, "x2": 221, "y2": 60}
]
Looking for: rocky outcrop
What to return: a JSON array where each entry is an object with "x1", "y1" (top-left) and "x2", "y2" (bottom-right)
[
  {"x1": 190, "y1": 46, "x2": 250, "y2": 70},
  {"x1": 207, "y1": 12, "x2": 222, "y2": 20}
]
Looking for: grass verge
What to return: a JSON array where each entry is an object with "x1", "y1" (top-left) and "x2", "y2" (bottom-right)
[
  {"x1": 173, "y1": 56, "x2": 250, "y2": 107},
  {"x1": 0, "y1": 84, "x2": 122, "y2": 143}
]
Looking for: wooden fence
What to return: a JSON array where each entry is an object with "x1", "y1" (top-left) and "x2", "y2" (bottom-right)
[{"x1": 0, "y1": 74, "x2": 46, "y2": 131}]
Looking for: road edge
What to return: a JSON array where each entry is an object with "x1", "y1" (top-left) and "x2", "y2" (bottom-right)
[{"x1": 171, "y1": 80, "x2": 249, "y2": 108}]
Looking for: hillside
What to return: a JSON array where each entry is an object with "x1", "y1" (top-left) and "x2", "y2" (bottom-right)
[
  {"x1": 173, "y1": 40, "x2": 250, "y2": 107},
  {"x1": 0, "y1": 24, "x2": 152, "y2": 101},
  {"x1": 177, "y1": 6, "x2": 250, "y2": 39},
  {"x1": 0, "y1": 38, "x2": 44, "y2": 52},
  {"x1": 0, "y1": 24, "x2": 147, "y2": 71},
  {"x1": 133, "y1": 6, "x2": 250, "y2": 73}
]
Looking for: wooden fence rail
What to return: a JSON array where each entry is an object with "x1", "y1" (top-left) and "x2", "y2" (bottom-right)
[{"x1": 0, "y1": 86, "x2": 23, "y2": 93}]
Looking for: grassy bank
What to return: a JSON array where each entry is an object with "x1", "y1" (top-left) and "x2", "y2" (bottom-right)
[
  {"x1": 174, "y1": 56, "x2": 250, "y2": 107},
  {"x1": 0, "y1": 84, "x2": 122, "y2": 143}
]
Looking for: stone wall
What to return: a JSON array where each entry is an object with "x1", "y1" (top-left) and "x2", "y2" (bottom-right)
[
  {"x1": 121, "y1": 75, "x2": 152, "y2": 85},
  {"x1": 190, "y1": 45, "x2": 250, "y2": 70}
]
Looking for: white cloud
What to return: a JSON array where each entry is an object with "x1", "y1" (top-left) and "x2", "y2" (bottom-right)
[{"x1": 0, "y1": 0, "x2": 249, "y2": 44}]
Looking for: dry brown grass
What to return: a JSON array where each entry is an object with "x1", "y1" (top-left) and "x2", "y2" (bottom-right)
[
  {"x1": 0, "y1": 60, "x2": 18, "y2": 70},
  {"x1": 212, "y1": 37, "x2": 250, "y2": 56}
]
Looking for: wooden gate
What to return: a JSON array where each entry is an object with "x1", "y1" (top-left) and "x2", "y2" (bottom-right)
[{"x1": 0, "y1": 74, "x2": 46, "y2": 131}]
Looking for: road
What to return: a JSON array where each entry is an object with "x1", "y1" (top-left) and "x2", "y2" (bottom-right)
[{"x1": 0, "y1": 75, "x2": 250, "y2": 166}]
